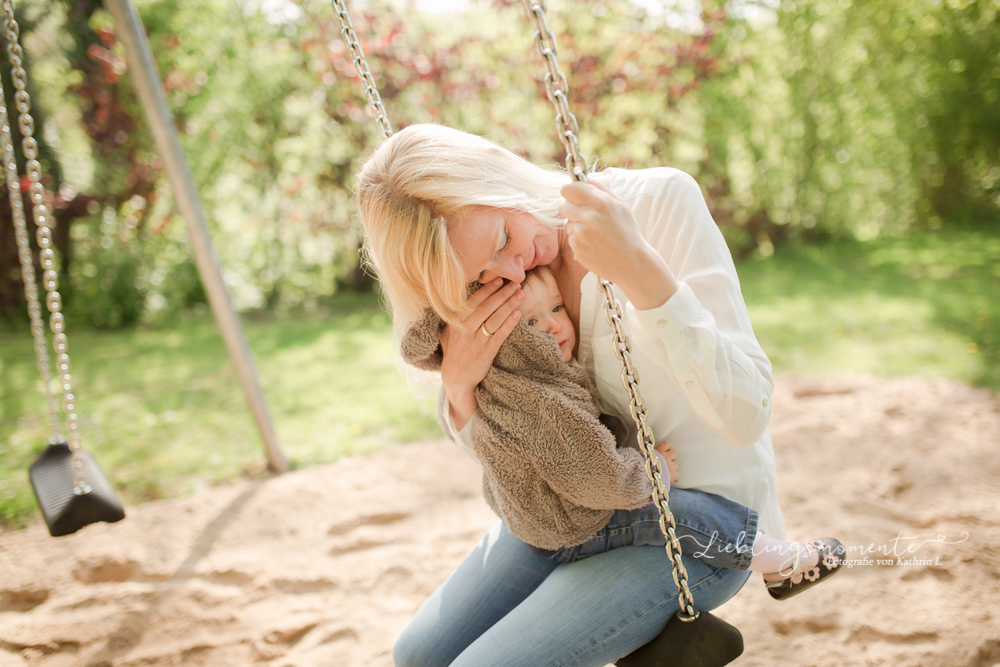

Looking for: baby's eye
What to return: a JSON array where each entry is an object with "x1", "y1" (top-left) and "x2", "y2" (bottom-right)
[
  {"x1": 552, "y1": 305, "x2": 561, "y2": 313},
  {"x1": 527, "y1": 318, "x2": 537, "y2": 327}
]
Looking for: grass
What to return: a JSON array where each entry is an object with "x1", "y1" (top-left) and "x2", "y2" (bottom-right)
[
  {"x1": 738, "y1": 226, "x2": 999, "y2": 389},
  {"x1": 0, "y1": 293, "x2": 440, "y2": 529},
  {"x1": 1, "y1": 227, "x2": 997, "y2": 529}
]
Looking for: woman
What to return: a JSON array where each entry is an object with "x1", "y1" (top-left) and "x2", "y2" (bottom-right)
[{"x1": 357, "y1": 124, "x2": 784, "y2": 666}]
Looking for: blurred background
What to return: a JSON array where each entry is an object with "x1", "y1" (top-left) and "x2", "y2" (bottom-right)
[{"x1": 0, "y1": 0, "x2": 997, "y2": 528}]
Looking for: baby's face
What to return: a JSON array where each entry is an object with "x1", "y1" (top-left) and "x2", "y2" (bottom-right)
[{"x1": 519, "y1": 271, "x2": 576, "y2": 363}]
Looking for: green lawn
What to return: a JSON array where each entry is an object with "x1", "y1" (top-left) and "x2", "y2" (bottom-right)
[
  {"x1": 739, "y1": 227, "x2": 999, "y2": 389},
  {"x1": 1, "y1": 227, "x2": 997, "y2": 529}
]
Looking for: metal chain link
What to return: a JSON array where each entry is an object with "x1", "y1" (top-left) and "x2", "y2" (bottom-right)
[
  {"x1": 520, "y1": 0, "x2": 698, "y2": 621},
  {"x1": 521, "y1": 0, "x2": 587, "y2": 180},
  {"x1": 1, "y1": 0, "x2": 91, "y2": 494},
  {"x1": 0, "y1": 88, "x2": 60, "y2": 436},
  {"x1": 330, "y1": 0, "x2": 393, "y2": 139}
]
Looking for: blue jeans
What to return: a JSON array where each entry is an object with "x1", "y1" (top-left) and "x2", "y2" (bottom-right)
[
  {"x1": 394, "y1": 520, "x2": 752, "y2": 667},
  {"x1": 548, "y1": 487, "x2": 758, "y2": 570}
]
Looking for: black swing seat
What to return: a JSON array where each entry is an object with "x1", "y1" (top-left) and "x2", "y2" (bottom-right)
[
  {"x1": 616, "y1": 610, "x2": 744, "y2": 667},
  {"x1": 30, "y1": 441, "x2": 125, "y2": 537}
]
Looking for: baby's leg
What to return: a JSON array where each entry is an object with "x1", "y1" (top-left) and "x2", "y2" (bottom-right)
[
  {"x1": 628, "y1": 488, "x2": 759, "y2": 570},
  {"x1": 627, "y1": 492, "x2": 841, "y2": 598},
  {"x1": 553, "y1": 490, "x2": 844, "y2": 602},
  {"x1": 640, "y1": 488, "x2": 827, "y2": 583},
  {"x1": 549, "y1": 489, "x2": 756, "y2": 567},
  {"x1": 751, "y1": 534, "x2": 820, "y2": 580}
]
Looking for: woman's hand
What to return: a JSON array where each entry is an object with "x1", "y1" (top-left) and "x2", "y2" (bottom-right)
[
  {"x1": 440, "y1": 278, "x2": 524, "y2": 430},
  {"x1": 654, "y1": 440, "x2": 680, "y2": 483},
  {"x1": 558, "y1": 179, "x2": 680, "y2": 310}
]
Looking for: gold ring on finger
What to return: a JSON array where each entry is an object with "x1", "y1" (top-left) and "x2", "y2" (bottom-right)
[{"x1": 480, "y1": 323, "x2": 494, "y2": 338}]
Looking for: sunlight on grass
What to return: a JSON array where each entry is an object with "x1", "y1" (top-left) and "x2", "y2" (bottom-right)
[
  {"x1": 746, "y1": 293, "x2": 978, "y2": 380},
  {"x1": 738, "y1": 228, "x2": 999, "y2": 387}
]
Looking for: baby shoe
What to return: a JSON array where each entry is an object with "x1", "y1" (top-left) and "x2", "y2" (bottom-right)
[{"x1": 765, "y1": 537, "x2": 845, "y2": 601}]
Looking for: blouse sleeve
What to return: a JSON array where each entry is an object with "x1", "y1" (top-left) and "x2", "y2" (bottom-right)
[
  {"x1": 437, "y1": 387, "x2": 482, "y2": 464},
  {"x1": 621, "y1": 168, "x2": 773, "y2": 449}
]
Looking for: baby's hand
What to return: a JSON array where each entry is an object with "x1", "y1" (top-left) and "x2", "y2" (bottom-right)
[{"x1": 654, "y1": 441, "x2": 680, "y2": 483}]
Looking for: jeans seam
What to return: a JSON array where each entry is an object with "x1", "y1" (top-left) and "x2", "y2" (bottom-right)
[
  {"x1": 554, "y1": 596, "x2": 676, "y2": 667},
  {"x1": 736, "y1": 510, "x2": 759, "y2": 570},
  {"x1": 553, "y1": 566, "x2": 731, "y2": 667}
]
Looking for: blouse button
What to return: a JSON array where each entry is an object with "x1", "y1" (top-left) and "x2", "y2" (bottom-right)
[
  {"x1": 762, "y1": 398, "x2": 769, "y2": 407},
  {"x1": 685, "y1": 381, "x2": 695, "y2": 390},
  {"x1": 656, "y1": 319, "x2": 667, "y2": 329}
]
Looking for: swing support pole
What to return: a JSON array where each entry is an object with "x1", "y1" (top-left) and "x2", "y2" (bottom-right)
[{"x1": 104, "y1": 0, "x2": 290, "y2": 474}]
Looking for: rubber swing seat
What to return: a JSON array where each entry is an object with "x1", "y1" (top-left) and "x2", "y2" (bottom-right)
[
  {"x1": 29, "y1": 441, "x2": 125, "y2": 537},
  {"x1": 616, "y1": 609, "x2": 744, "y2": 667}
]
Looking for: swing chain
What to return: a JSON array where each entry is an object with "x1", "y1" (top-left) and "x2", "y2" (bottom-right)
[
  {"x1": 330, "y1": 0, "x2": 393, "y2": 139},
  {"x1": 522, "y1": 0, "x2": 586, "y2": 181},
  {"x1": 520, "y1": 0, "x2": 698, "y2": 621},
  {"x1": 0, "y1": 98, "x2": 60, "y2": 436},
  {"x1": 0, "y1": 0, "x2": 91, "y2": 495},
  {"x1": 601, "y1": 281, "x2": 697, "y2": 619}
]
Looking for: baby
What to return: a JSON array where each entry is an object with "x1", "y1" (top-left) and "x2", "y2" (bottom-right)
[{"x1": 515, "y1": 265, "x2": 844, "y2": 599}]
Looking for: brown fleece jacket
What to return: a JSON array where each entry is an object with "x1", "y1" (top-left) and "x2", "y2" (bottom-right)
[{"x1": 400, "y1": 309, "x2": 654, "y2": 550}]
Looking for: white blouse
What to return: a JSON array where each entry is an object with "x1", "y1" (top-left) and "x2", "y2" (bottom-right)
[{"x1": 443, "y1": 167, "x2": 786, "y2": 540}]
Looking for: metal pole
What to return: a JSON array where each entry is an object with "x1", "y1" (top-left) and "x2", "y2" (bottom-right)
[{"x1": 104, "y1": 0, "x2": 290, "y2": 473}]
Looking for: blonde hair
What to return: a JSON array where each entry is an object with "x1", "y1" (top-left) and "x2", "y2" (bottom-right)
[
  {"x1": 356, "y1": 124, "x2": 570, "y2": 338},
  {"x1": 521, "y1": 265, "x2": 558, "y2": 301}
]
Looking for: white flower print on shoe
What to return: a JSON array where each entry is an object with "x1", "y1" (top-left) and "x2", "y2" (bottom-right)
[{"x1": 765, "y1": 537, "x2": 846, "y2": 601}]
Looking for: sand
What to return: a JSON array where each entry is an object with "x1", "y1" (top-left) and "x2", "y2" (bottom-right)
[{"x1": 1, "y1": 374, "x2": 998, "y2": 667}]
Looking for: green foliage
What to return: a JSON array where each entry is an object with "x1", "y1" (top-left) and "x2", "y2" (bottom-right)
[
  {"x1": 65, "y1": 200, "x2": 207, "y2": 327},
  {"x1": 773, "y1": 0, "x2": 998, "y2": 232},
  {"x1": 5, "y1": 0, "x2": 997, "y2": 325}
]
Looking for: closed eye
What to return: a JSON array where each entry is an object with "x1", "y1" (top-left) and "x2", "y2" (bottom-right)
[{"x1": 475, "y1": 230, "x2": 511, "y2": 283}]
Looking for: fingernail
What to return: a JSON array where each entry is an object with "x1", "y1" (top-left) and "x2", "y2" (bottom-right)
[
  {"x1": 494, "y1": 278, "x2": 503, "y2": 286},
  {"x1": 516, "y1": 291, "x2": 525, "y2": 300}
]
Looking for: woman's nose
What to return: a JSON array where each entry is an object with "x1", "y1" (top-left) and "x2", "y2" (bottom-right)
[{"x1": 492, "y1": 255, "x2": 525, "y2": 283}]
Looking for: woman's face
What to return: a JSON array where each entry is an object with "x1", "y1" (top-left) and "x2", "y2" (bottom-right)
[{"x1": 447, "y1": 207, "x2": 561, "y2": 285}]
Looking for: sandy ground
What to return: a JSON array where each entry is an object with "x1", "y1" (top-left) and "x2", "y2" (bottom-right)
[{"x1": 1, "y1": 374, "x2": 999, "y2": 667}]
